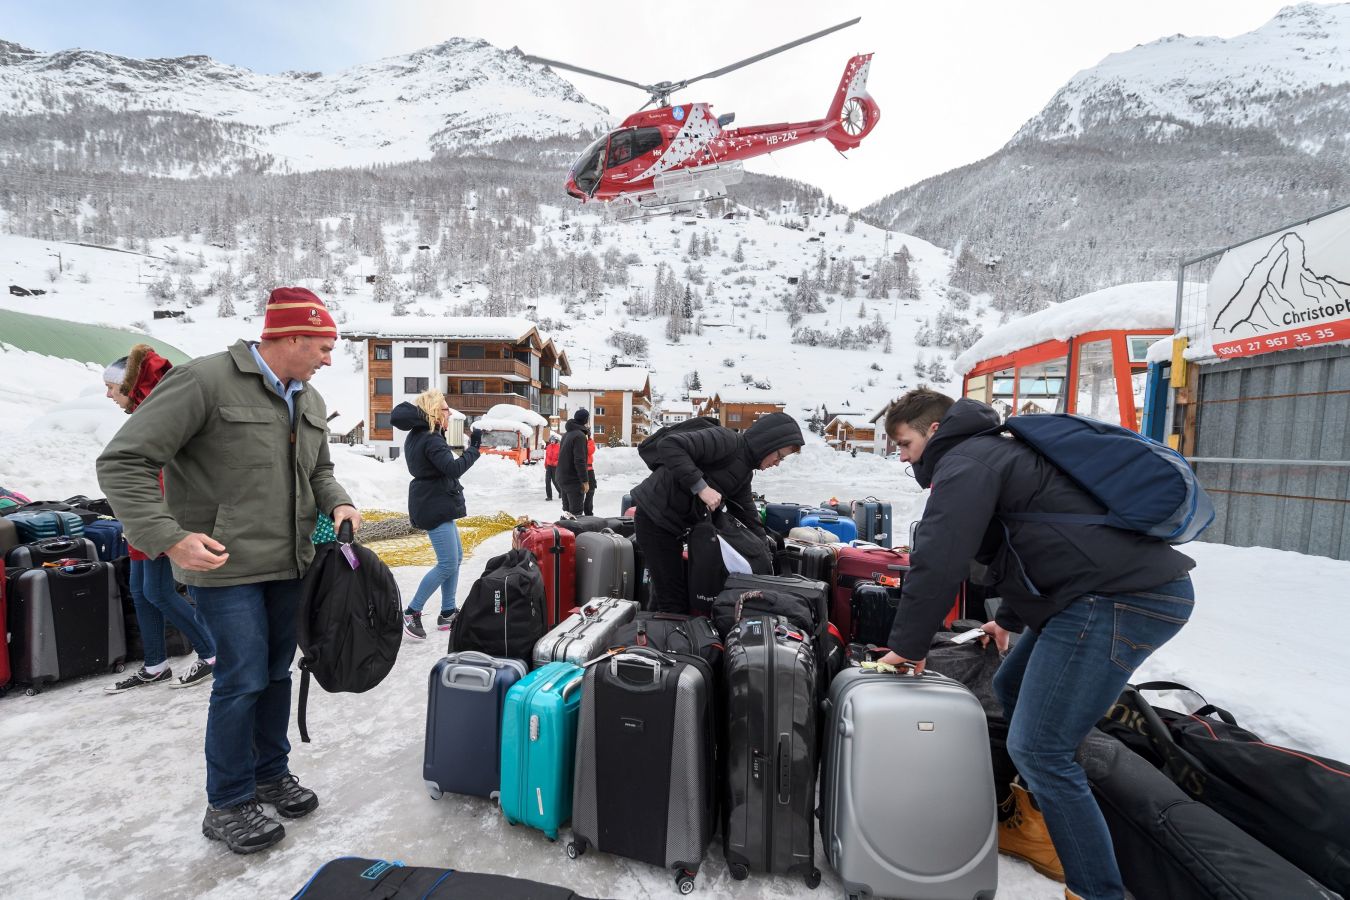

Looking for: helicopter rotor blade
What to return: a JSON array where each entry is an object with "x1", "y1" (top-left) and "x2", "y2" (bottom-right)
[
  {"x1": 673, "y1": 17, "x2": 861, "y2": 91},
  {"x1": 522, "y1": 55, "x2": 652, "y2": 93}
]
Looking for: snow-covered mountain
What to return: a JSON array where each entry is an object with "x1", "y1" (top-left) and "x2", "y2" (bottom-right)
[
  {"x1": 1014, "y1": 3, "x2": 1350, "y2": 148},
  {"x1": 863, "y1": 2, "x2": 1350, "y2": 309},
  {"x1": 0, "y1": 37, "x2": 612, "y2": 174}
]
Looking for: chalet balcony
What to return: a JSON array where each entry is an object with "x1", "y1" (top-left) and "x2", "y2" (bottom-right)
[
  {"x1": 444, "y1": 393, "x2": 529, "y2": 414},
  {"x1": 440, "y1": 357, "x2": 531, "y2": 381}
]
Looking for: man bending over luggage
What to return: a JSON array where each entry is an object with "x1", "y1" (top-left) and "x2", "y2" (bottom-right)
[
  {"x1": 877, "y1": 388, "x2": 1195, "y2": 900},
  {"x1": 632, "y1": 412, "x2": 803, "y2": 613},
  {"x1": 98, "y1": 288, "x2": 361, "y2": 856}
]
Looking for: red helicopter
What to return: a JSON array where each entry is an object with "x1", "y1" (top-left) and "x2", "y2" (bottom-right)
[{"x1": 525, "y1": 18, "x2": 878, "y2": 217}]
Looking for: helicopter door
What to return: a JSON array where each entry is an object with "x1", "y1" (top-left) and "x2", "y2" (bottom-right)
[
  {"x1": 569, "y1": 133, "x2": 609, "y2": 197},
  {"x1": 606, "y1": 129, "x2": 635, "y2": 168}
]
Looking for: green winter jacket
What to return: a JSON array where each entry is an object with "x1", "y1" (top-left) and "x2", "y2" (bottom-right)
[{"x1": 96, "y1": 340, "x2": 354, "y2": 587}]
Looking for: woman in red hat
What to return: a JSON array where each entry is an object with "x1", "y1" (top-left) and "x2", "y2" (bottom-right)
[{"x1": 102, "y1": 344, "x2": 218, "y2": 692}]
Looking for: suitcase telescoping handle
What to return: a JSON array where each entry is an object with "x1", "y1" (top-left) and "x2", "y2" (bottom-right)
[
  {"x1": 441, "y1": 663, "x2": 496, "y2": 692},
  {"x1": 608, "y1": 647, "x2": 673, "y2": 686}
]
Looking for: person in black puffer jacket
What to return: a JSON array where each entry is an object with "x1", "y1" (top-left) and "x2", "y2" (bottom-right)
[
  {"x1": 632, "y1": 411, "x2": 804, "y2": 612},
  {"x1": 391, "y1": 390, "x2": 481, "y2": 640},
  {"x1": 555, "y1": 408, "x2": 590, "y2": 515}
]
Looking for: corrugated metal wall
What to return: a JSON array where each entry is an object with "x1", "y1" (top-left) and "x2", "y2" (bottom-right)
[{"x1": 1191, "y1": 344, "x2": 1350, "y2": 560}]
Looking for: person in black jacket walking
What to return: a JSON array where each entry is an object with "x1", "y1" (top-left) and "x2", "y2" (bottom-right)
[
  {"x1": 555, "y1": 408, "x2": 590, "y2": 515},
  {"x1": 632, "y1": 412, "x2": 804, "y2": 613},
  {"x1": 877, "y1": 388, "x2": 1196, "y2": 900},
  {"x1": 392, "y1": 390, "x2": 481, "y2": 640}
]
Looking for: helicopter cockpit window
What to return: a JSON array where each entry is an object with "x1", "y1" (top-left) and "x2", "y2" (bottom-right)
[
  {"x1": 631, "y1": 127, "x2": 663, "y2": 156},
  {"x1": 606, "y1": 130, "x2": 634, "y2": 168},
  {"x1": 570, "y1": 134, "x2": 608, "y2": 195}
]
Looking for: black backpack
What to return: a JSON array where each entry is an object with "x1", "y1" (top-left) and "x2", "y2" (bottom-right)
[
  {"x1": 296, "y1": 521, "x2": 403, "y2": 742},
  {"x1": 637, "y1": 415, "x2": 720, "y2": 470},
  {"x1": 686, "y1": 507, "x2": 774, "y2": 615},
  {"x1": 449, "y1": 547, "x2": 546, "y2": 660}
]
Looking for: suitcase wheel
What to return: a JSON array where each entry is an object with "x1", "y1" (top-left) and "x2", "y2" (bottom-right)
[
  {"x1": 729, "y1": 863, "x2": 749, "y2": 882},
  {"x1": 427, "y1": 787, "x2": 444, "y2": 801},
  {"x1": 805, "y1": 868, "x2": 821, "y2": 890},
  {"x1": 25, "y1": 686, "x2": 39, "y2": 697},
  {"x1": 111, "y1": 663, "x2": 125, "y2": 674},
  {"x1": 675, "y1": 870, "x2": 696, "y2": 894},
  {"x1": 566, "y1": 840, "x2": 585, "y2": 859}
]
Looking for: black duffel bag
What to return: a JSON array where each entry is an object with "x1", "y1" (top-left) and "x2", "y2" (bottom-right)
[
  {"x1": 1100, "y1": 681, "x2": 1350, "y2": 895},
  {"x1": 686, "y1": 506, "x2": 774, "y2": 615},
  {"x1": 1078, "y1": 729, "x2": 1339, "y2": 900},
  {"x1": 290, "y1": 857, "x2": 600, "y2": 899}
]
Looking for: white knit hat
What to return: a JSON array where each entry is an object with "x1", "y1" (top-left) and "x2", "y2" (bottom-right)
[{"x1": 103, "y1": 356, "x2": 128, "y2": 385}]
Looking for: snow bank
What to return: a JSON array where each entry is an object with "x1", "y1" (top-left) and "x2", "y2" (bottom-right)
[{"x1": 472, "y1": 417, "x2": 533, "y2": 437}]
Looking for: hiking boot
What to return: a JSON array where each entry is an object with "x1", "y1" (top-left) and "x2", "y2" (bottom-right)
[
  {"x1": 171, "y1": 658, "x2": 214, "y2": 689},
  {"x1": 201, "y1": 800, "x2": 285, "y2": 854},
  {"x1": 256, "y1": 773, "x2": 319, "y2": 819},
  {"x1": 403, "y1": 610, "x2": 426, "y2": 641},
  {"x1": 437, "y1": 611, "x2": 455, "y2": 631},
  {"x1": 105, "y1": 666, "x2": 172, "y2": 693},
  {"x1": 998, "y1": 779, "x2": 1065, "y2": 882}
]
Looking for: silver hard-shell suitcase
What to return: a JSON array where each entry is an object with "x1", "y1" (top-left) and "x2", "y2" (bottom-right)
[
  {"x1": 820, "y1": 666, "x2": 998, "y2": 900},
  {"x1": 532, "y1": 596, "x2": 638, "y2": 668},
  {"x1": 8, "y1": 560, "x2": 127, "y2": 693},
  {"x1": 574, "y1": 530, "x2": 635, "y2": 603}
]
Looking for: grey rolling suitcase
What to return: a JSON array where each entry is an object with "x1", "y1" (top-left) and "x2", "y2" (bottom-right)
[
  {"x1": 820, "y1": 666, "x2": 997, "y2": 900},
  {"x1": 569, "y1": 647, "x2": 715, "y2": 894},
  {"x1": 8, "y1": 560, "x2": 127, "y2": 694},
  {"x1": 574, "y1": 530, "x2": 635, "y2": 603},
  {"x1": 532, "y1": 596, "x2": 638, "y2": 667},
  {"x1": 5, "y1": 535, "x2": 99, "y2": 568}
]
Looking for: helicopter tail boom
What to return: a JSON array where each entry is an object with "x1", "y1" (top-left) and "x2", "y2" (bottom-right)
[{"x1": 824, "y1": 53, "x2": 879, "y2": 151}]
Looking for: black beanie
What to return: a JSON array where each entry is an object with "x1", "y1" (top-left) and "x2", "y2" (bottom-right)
[{"x1": 573, "y1": 408, "x2": 590, "y2": 424}]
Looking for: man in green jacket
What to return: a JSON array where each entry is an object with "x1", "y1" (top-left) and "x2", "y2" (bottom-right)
[{"x1": 97, "y1": 287, "x2": 361, "y2": 855}]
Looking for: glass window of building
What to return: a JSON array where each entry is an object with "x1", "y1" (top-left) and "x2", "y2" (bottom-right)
[
  {"x1": 1015, "y1": 356, "x2": 1069, "y2": 414},
  {"x1": 1075, "y1": 339, "x2": 1120, "y2": 425}
]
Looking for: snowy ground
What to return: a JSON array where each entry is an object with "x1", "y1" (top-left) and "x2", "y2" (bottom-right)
[{"x1": 2, "y1": 400, "x2": 1348, "y2": 898}]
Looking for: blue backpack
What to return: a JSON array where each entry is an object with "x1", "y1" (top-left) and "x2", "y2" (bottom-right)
[{"x1": 991, "y1": 414, "x2": 1214, "y2": 544}]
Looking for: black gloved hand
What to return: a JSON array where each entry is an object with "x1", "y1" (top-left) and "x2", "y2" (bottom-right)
[{"x1": 469, "y1": 428, "x2": 483, "y2": 449}]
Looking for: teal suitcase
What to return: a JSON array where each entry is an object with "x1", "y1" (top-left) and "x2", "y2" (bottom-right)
[{"x1": 499, "y1": 661, "x2": 585, "y2": 840}]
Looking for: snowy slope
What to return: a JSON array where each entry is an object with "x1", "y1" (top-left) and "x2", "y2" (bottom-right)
[
  {"x1": 1014, "y1": 2, "x2": 1350, "y2": 144},
  {"x1": 0, "y1": 37, "x2": 612, "y2": 170}
]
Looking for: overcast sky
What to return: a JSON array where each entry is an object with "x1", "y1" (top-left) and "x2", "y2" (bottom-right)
[{"x1": 1, "y1": 0, "x2": 1323, "y2": 208}]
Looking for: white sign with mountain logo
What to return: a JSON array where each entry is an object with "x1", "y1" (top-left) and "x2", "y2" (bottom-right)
[{"x1": 1207, "y1": 206, "x2": 1350, "y2": 359}]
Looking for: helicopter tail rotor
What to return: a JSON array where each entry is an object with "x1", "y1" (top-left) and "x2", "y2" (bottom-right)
[{"x1": 824, "y1": 53, "x2": 879, "y2": 151}]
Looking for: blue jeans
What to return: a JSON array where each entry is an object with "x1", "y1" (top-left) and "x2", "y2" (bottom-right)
[
  {"x1": 993, "y1": 577, "x2": 1194, "y2": 900},
  {"x1": 190, "y1": 579, "x2": 301, "y2": 808},
  {"x1": 130, "y1": 557, "x2": 216, "y2": 667},
  {"x1": 408, "y1": 520, "x2": 463, "y2": 614}
]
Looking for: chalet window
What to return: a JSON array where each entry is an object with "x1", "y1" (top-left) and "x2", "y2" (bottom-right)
[
  {"x1": 375, "y1": 378, "x2": 392, "y2": 396},
  {"x1": 594, "y1": 406, "x2": 606, "y2": 417},
  {"x1": 403, "y1": 347, "x2": 429, "y2": 359},
  {"x1": 457, "y1": 345, "x2": 485, "y2": 359},
  {"x1": 375, "y1": 412, "x2": 392, "y2": 430},
  {"x1": 460, "y1": 380, "x2": 486, "y2": 394},
  {"x1": 593, "y1": 424, "x2": 606, "y2": 435},
  {"x1": 374, "y1": 345, "x2": 392, "y2": 361},
  {"x1": 404, "y1": 377, "x2": 429, "y2": 394}
]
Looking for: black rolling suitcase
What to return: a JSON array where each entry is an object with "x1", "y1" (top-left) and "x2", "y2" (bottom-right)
[
  {"x1": 569, "y1": 647, "x2": 715, "y2": 894},
  {"x1": 722, "y1": 615, "x2": 820, "y2": 888},
  {"x1": 1078, "y1": 730, "x2": 1339, "y2": 899},
  {"x1": 773, "y1": 538, "x2": 837, "y2": 585}
]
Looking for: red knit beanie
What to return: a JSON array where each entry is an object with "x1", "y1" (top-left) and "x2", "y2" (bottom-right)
[{"x1": 260, "y1": 287, "x2": 338, "y2": 340}]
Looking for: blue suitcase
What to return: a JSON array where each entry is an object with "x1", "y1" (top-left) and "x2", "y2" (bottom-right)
[
  {"x1": 82, "y1": 519, "x2": 128, "y2": 561},
  {"x1": 499, "y1": 661, "x2": 585, "y2": 840},
  {"x1": 7, "y1": 510, "x2": 84, "y2": 542},
  {"x1": 424, "y1": 651, "x2": 528, "y2": 800},
  {"x1": 851, "y1": 499, "x2": 893, "y2": 549},
  {"x1": 800, "y1": 512, "x2": 858, "y2": 543}
]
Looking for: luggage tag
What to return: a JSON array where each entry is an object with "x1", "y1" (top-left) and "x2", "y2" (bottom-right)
[
  {"x1": 948, "y1": 627, "x2": 987, "y2": 645},
  {"x1": 340, "y1": 541, "x2": 360, "y2": 570}
]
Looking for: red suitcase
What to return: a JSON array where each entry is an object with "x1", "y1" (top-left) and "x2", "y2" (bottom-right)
[
  {"x1": 831, "y1": 545, "x2": 963, "y2": 641},
  {"x1": 512, "y1": 522, "x2": 576, "y2": 629}
]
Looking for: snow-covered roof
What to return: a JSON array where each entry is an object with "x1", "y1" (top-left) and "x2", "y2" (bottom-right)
[
  {"x1": 714, "y1": 388, "x2": 785, "y2": 405},
  {"x1": 827, "y1": 414, "x2": 875, "y2": 431},
  {"x1": 660, "y1": 400, "x2": 696, "y2": 416},
  {"x1": 482, "y1": 404, "x2": 547, "y2": 428},
  {"x1": 955, "y1": 281, "x2": 1190, "y2": 375},
  {"x1": 327, "y1": 414, "x2": 363, "y2": 434},
  {"x1": 564, "y1": 367, "x2": 650, "y2": 393},
  {"x1": 472, "y1": 417, "x2": 533, "y2": 437},
  {"x1": 341, "y1": 316, "x2": 539, "y2": 342}
]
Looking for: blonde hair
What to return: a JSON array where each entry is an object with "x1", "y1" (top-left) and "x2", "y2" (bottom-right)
[{"x1": 414, "y1": 389, "x2": 447, "y2": 431}]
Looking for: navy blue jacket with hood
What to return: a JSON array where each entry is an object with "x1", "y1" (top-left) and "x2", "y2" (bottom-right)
[
  {"x1": 391, "y1": 401, "x2": 480, "y2": 529},
  {"x1": 888, "y1": 398, "x2": 1195, "y2": 660}
]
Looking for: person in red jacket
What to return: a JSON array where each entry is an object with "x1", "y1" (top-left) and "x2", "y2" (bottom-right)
[
  {"x1": 102, "y1": 344, "x2": 218, "y2": 693},
  {"x1": 583, "y1": 432, "x2": 598, "y2": 516},
  {"x1": 543, "y1": 434, "x2": 560, "y2": 501}
]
